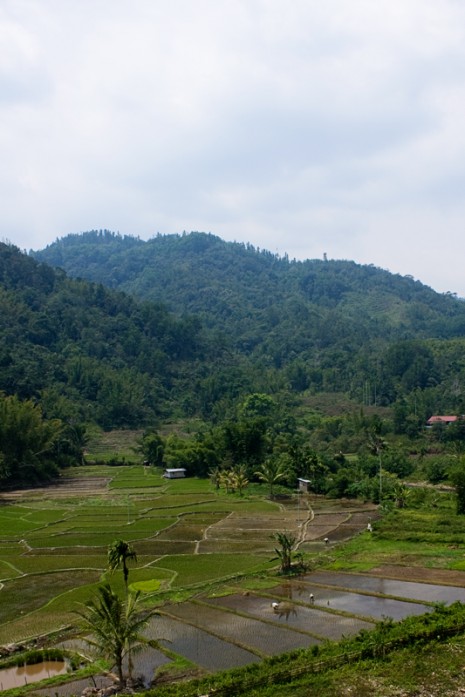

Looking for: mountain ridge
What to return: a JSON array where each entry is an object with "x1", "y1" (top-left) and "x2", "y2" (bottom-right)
[{"x1": 29, "y1": 230, "x2": 465, "y2": 417}]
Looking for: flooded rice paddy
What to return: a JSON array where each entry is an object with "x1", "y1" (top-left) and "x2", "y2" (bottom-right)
[
  {"x1": 204, "y1": 593, "x2": 373, "y2": 640},
  {"x1": 306, "y1": 571, "x2": 465, "y2": 605},
  {"x1": 164, "y1": 601, "x2": 320, "y2": 654},
  {"x1": 28, "y1": 570, "x2": 465, "y2": 695},
  {"x1": 144, "y1": 615, "x2": 260, "y2": 672}
]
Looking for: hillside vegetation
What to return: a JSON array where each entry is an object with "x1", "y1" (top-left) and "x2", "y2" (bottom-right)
[
  {"x1": 0, "y1": 240, "x2": 224, "y2": 428},
  {"x1": 2, "y1": 233, "x2": 465, "y2": 490},
  {"x1": 33, "y1": 230, "x2": 465, "y2": 421}
]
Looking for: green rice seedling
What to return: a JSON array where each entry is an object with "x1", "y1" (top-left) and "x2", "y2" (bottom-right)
[
  {"x1": 163, "y1": 478, "x2": 214, "y2": 494},
  {"x1": 26, "y1": 531, "x2": 149, "y2": 548},
  {"x1": 0, "y1": 505, "x2": 34, "y2": 517},
  {"x1": 0, "y1": 560, "x2": 22, "y2": 579},
  {"x1": 123, "y1": 518, "x2": 177, "y2": 534},
  {"x1": 150, "y1": 553, "x2": 273, "y2": 587},
  {"x1": 0, "y1": 517, "x2": 45, "y2": 535},
  {"x1": 9, "y1": 554, "x2": 107, "y2": 574},
  {"x1": 157, "y1": 524, "x2": 207, "y2": 541},
  {"x1": 19, "y1": 508, "x2": 69, "y2": 523},
  {"x1": 0, "y1": 543, "x2": 26, "y2": 556},
  {"x1": 0, "y1": 570, "x2": 101, "y2": 624},
  {"x1": 26, "y1": 521, "x2": 77, "y2": 536}
]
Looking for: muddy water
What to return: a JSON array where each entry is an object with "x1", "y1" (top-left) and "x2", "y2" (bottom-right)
[
  {"x1": 23, "y1": 571, "x2": 465, "y2": 692},
  {"x1": 127, "y1": 644, "x2": 171, "y2": 686},
  {"x1": 144, "y1": 614, "x2": 260, "y2": 672},
  {"x1": 0, "y1": 660, "x2": 67, "y2": 691},
  {"x1": 206, "y1": 594, "x2": 374, "y2": 641},
  {"x1": 304, "y1": 572, "x2": 465, "y2": 604},
  {"x1": 166, "y1": 602, "x2": 320, "y2": 654},
  {"x1": 269, "y1": 582, "x2": 431, "y2": 621},
  {"x1": 33, "y1": 675, "x2": 114, "y2": 697}
]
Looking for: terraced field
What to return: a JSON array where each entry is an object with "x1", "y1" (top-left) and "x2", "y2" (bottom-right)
[
  {"x1": 3, "y1": 465, "x2": 429, "y2": 694},
  {"x1": 0, "y1": 467, "x2": 376, "y2": 642}
]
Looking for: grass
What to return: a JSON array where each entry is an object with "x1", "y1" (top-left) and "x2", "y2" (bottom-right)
[
  {"x1": 0, "y1": 554, "x2": 107, "y2": 574},
  {"x1": 244, "y1": 639, "x2": 465, "y2": 696},
  {"x1": 0, "y1": 570, "x2": 101, "y2": 624},
  {"x1": 235, "y1": 577, "x2": 282, "y2": 592},
  {"x1": 324, "y1": 497, "x2": 465, "y2": 574},
  {"x1": 151, "y1": 553, "x2": 274, "y2": 587}
]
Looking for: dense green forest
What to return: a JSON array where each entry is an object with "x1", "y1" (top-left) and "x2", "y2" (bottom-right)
[
  {"x1": 0, "y1": 241, "x2": 225, "y2": 427},
  {"x1": 33, "y1": 230, "x2": 465, "y2": 418},
  {"x1": 2, "y1": 231, "x2": 465, "y2": 488}
]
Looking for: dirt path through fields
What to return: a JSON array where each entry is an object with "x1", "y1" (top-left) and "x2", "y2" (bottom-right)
[{"x1": 295, "y1": 498, "x2": 314, "y2": 549}]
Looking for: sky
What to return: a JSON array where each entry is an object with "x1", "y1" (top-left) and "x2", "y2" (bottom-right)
[{"x1": 2, "y1": 1, "x2": 465, "y2": 296}]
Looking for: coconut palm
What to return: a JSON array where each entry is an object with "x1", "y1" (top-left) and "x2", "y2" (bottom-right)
[
  {"x1": 208, "y1": 465, "x2": 222, "y2": 491},
  {"x1": 76, "y1": 583, "x2": 154, "y2": 687},
  {"x1": 255, "y1": 457, "x2": 287, "y2": 497},
  {"x1": 108, "y1": 539, "x2": 138, "y2": 594},
  {"x1": 219, "y1": 469, "x2": 235, "y2": 494},
  {"x1": 232, "y1": 464, "x2": 249, "y2": 497}
]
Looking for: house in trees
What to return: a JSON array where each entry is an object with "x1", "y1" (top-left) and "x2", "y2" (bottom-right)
[
  {"x1": 297, "y1": 478, "x2": 312, "y2": 493},
  {"x1": 163, "y1": 468, "x2": 186, "y2": 479},
  {"x1": 426, "y1": 415, "x2": 459, "y2": 427}
]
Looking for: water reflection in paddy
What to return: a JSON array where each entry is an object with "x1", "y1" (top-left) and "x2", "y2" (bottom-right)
[
  {"x1": 27, "y1": 570, "x2": 465, "y2": 693},
  {"x1": 166, "y1": 602, "x2": 319, "y2": 654},
  {"x1": 305, "y1": 572, "x2": 465, "y2": 605},
  {"x1": 144, "y1": 615, "x2": 260, "y2": 671},
  {"x1": 205, "y1": 594, "x2": 374, "y2": 641},
  {"x1": 270, "y1": 583, "x2": 430, "y2": 621}
]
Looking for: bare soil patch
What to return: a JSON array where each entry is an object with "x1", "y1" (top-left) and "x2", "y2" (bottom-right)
[
  {"x1": 367, "y1": 564, "x2": 465, "y2": 586},
  {"x1": 0, "y1": 476, "x2": 112, "y2": 501}
]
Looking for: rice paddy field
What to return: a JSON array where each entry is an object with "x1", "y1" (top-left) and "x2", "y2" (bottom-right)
[
  {"x1": 0, "y1": 465, "x2": 375, "y2": 648},
  {"x1": 7, "y1": 465, "x2": 465, "y2": 697}
]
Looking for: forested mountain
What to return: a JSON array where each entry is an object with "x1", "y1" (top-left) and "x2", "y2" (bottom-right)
[
  {"x1": 0, "y1": 241, "x2": 259, "y2": 428},
  {"x1": 3, "y1": 232, "x2": 465, "y2": 488},
  {"x1": 33, "y1": 230, "x2": 465, "y2": 417}
]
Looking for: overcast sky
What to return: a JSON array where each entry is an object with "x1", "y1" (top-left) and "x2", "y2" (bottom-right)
[{"x1": 2, "y1": 1, "x2": 465, "y2": 296}]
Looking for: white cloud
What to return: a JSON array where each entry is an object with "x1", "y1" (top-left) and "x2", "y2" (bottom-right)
[{"x1": 2, "y1": 0, "x2": 465, "y2": 295}]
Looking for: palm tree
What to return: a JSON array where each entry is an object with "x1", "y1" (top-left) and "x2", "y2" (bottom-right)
[
  {"x1": 219, "y1": 469, "x2": 235, "y2": 493},
  {"x1": 208, "y1": 465, "x2": 222, "y2": 491},
  {"x1": 233, "y1": 464, "x2": 249, "y2": 497},
  {"x1": 274, "y1": 532, "x2": 297, "y2": 574},
  {"x1": 108, "y1": 539, "x2": 138, "y2": 594},
  {"x1": 255, "y1": 457, "x2": 287, "y2": 497},
  {"x1": 76, "y1": 583, "x2": 154, "y2": 687}
]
